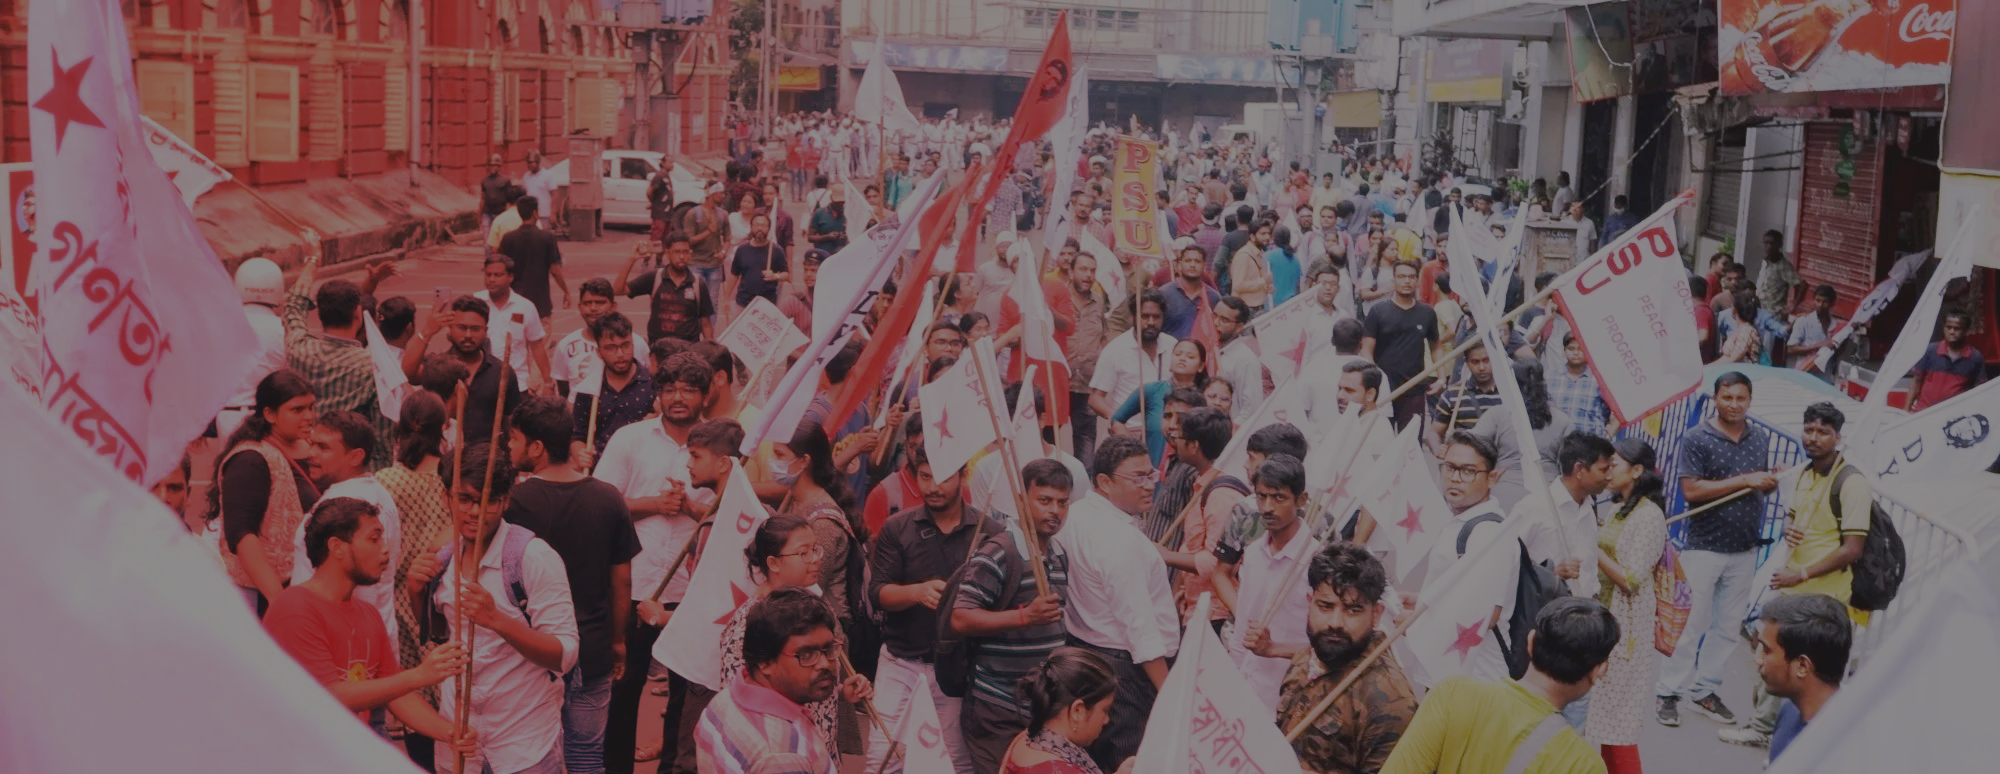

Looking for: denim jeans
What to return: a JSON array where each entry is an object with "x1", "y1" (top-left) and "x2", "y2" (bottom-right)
[
  {"x1": 864, "y1": 650, "x2": 972, "y2": 774},
  {"x1": 562, "y1": 669, "x2": 615, "y2": 774},
  {"x1": 688, "y1": 265, "x2": 725, "y2": 327},
  {"x1": 1655, "y1": 549, "x2": 1757, "y2": 699},
  {"x1": 1070, "y1": 391, "x2": 1098, "y2": 466}
]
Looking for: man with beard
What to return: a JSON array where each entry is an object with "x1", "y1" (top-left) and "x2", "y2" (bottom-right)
[
  {"x1": 725, "y1": 212, "x2": 789, "y2": 311},
  {"x1": 570, "y1": 311, "x2": 654, "y2": 464},
  {"x1": 265, "y1": 497, "x2": 476, "y2": 754},
  {"x1": 1160, "y1": 246, "x2": 1221, "y2": 340},
  {"x1": 615, "y1": 235, "x2": 715, "y2": 344},
  {"x1": 697, "y1": 588, "x2": 869, "y2": 774},
  {"x1": 504, "y1": 396, "x2": 642, "y2": 774},
  {"x1": 1230, "y1": 220, "x2": 1276, "y2": 313},
  {"x1": 1089, "y1": 292, "x2": 1177, "y2": 427},
  {"x1": 949, "y1": 459, "x2": 1076, "y2": 774},
  {"x1": 474, "y1": 256, "x2": 555, "y2": 395},
  {"x1": 404, "y1": 444, "x2": 580, "y2": 774},
  {"x1": 1054, "y1": 435, "x2": 1180, "y2": 771},
  {"x1": 290, "y1": 411, "x2": 402, "y2": 642},
  {"x1": 403, "y1": 295, "x2": 523, "y2": 450},
  {"x1": 552, "y1": 279, "x2": 648, "y2": 401},
  {"x1": 1213, "y1": 297, "x2": 1265, "y2": 423},
  {"x1": 777, "y1": 249, "x2": 824, "y2": 338},
  {"x1": 865, "y1": 442, "x2": 1003, "y2": 774},
  {"x1": 1427, "y1": 341, "x2": 1501, "y2": 454},
  {"x1": 1275, "y1": 541, "x2": 1416, "y2": 774},
  {"x1": 1222, "y1": 455, "x2": 1320, "y2": 711},
  {"x1": 1065, "y1": 247, "x2": 1109, "y2": 462}
]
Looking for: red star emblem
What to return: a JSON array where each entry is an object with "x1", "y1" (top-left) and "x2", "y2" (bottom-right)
[
  {"x1": 933, "y1": 403, "x2": 954, "y2": 440},
  {"x1": 1398, "y1": 503, "x2": 1426, "y2": 539},
  {"x1": 1327, "y1": 471, "x2": 1351, "y2": 505},
  {"x1": 714, "y1": 581, "x2": 752, "y2": 625},
  {"x1": 1281, "y1": 327, "x2": 1310, "y2": 370},
  {"x1": 34, "y1": 51, "x2": 105, "y2": 152},
  {"x1": 1448, "y1": 621, "x2": 1485, "y2": 661}
]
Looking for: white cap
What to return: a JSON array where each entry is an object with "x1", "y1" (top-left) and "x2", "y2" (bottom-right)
[
  {"x1": 234, "y1": 257, "x2": 284, "y2": 307},
  {"x1": 970, "y1": 142, "x2": 991, "y2": 157},
  {"x1": 705, "y1": 182, "x2": 724, "y2": 197},
  {"x1": 994, "y1": 229, "x2": 1018, "y2": 247}
]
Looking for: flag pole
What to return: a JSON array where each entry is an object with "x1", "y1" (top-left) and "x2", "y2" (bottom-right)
[
  {"x1": 1663, "y1": 486, "x2": 1755, "y2": 526},
  {"x1": 1253, "y1": 415, "x2": 1389, "y2": 628},
  {"x1": 969, "y1": 345, "x2": 1054, "y2": 596},
  {"x1": 646, "y1": 488, "x2": 703, "y2": 603},
  {"x1": 1281, "y1": 602, "x2": 1428, "y2": 742},
  {"x1": 454, "y1": 335, "x2": 510, "y2": 774}
]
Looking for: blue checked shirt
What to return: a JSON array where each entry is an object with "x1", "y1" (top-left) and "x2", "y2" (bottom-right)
[{"x1": 1549, "y1": 366, "x2": 1612, "y2": 438}]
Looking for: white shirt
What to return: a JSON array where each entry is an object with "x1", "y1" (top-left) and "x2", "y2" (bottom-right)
[
  {"x1": 227, "y1": 304, "x2": 288, "y2": 409},
  {"x1": 1224, "y1": 526, "x2": 1314, "y2": 712},
  {"x1": 967, "y1": 448, "x2": 1090, "y2": 518},
  {"x1": 597, "y1": 420, "x2": 706, "y2": 603},
  {"x1": 289, "y1": 475, "x2": 402, "y2": 644},
  {"x1": 551, "y1": 328, "x2": 648, "y2": 400},
  {"x1": 475, "y1": 290, "x2": 548, "y2": 384},
  {"x1": 434, "y1": 522, "x2": 578, "y2": 774},
  {"x1": 1088, "y1": 329, "x2": 1178, "y2": 414},
  {"x1": 1054, "y1": 490, "x2": 1181, "y2": 663},
  {"x1": 1300, "y1": 351, "x2": 1360, "y2": 435},
  {"x1": 523, "y1": 167, "x2": 558, "y2": 217},
  {"x1": 1515, "y1": 477, "x2": 1600, "y2": 596},
  {"x1": 1216, "y1": 336, "x2": 1265, "y2": 424}
]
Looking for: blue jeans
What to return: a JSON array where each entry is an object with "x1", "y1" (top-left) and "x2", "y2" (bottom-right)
[
  {"x1": 688, "y1": 265, "x2": 725, "y2": 326},
  {"x1": 563, "y1": 669, "x2": 615, "y2": 774},
  {"x1": 1655, "y1": 549, "x2": 1756, "y2": 700}
]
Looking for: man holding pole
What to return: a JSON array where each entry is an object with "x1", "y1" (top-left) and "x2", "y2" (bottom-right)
[
  {"x1": 865, "y1": 442, "x2": 1005, "y2": 774},
  {"x1": 405, "y1": 444, "x2": 578, "y2": 774},
  {"x1": 1222, "y1": 454, "x2": 1318, "y2": 712},
  {"x1": 1274, "y1": 541, "x2": 1416, "y2": 774}
]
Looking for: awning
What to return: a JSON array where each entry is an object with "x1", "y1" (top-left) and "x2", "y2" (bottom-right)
[{"x1": 1325, "y1": 91, "x2": 1381, "y2": 128}]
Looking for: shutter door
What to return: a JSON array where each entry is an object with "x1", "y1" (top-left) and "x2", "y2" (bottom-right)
[
  {"x1": 1795, "y1": 122, "x2": 1880, "y2": 313},
  {"x1": 135, "y1": 61, "x2": 196, "y2": 141},
  {"x1": 1703, "y1": 143, "x2": 1743, "y2": 242},
  {"x1": 597, "y1": 78, "x2": 621, "y2": 138},
  {"x1": 248, "y1": 64, "x2": 300, "y2": 162}
]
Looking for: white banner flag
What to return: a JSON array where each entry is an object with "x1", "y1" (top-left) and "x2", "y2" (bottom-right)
[
  {"x1": 1850, "y1": 217, "x2": 1977, "y2": 457},
  {"x1": 855, "y1": 37, "x2": 920, "y2": 135},
  {"x1": 1043, "y1": 66, "x2": 1091, "y2": 255},
  {"x1": 1548, "y1": 190, "x2": 1701, "y2": 426},
  {"x1": 1251, "y1": 291, "x2": 1321, "y2": 384},
  {"x1": 1213, "y1": 376, "x2": 1308, "y2": 482},
  {"x1": 138, "y1": 116, "x2": 231, "y2": 205},
  {"x1": 1359, "y1": 424, "x2": 1456, "y2": 584},
  {"x1": 1872, "y1": 375, "x2": 2000, "y2": 481},
  {"x1": 0, "y1": 379, "x2": 428, "y2": 774},
  {"x1": 1079, "y1": 231, "x2": 1128, "y2": 309},
  {"x1": 897, "y1": 674, "x2": 957, "y2": 774},
  {"x1": 29, "y1": 0, "x2": 257, "y2": 483},
  {"x1": 1397, "y1": 517, "x2": 1526, "y2": 690},
  {"x1": 1134, "y1": 594, "x2": 1303, "y2": 774},
  {"x1": 653, "y1": 460, "x2": 767, "y2": 690},
  {"x1": 362, "y1": 313, "x2": 415, "y2": 422},
  {"x1": 918, "y1": 348, "x2": 999, "y2": 479},
  {"x1": 718, "y1": 296, "x2": 806, "y2": 377}
]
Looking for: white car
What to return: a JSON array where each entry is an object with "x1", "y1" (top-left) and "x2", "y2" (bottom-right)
[{"x1": 548, "y1": 150, "x2": 706, "y2": 227}]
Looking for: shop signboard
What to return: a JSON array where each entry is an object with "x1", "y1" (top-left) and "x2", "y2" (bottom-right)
[{"x1": 1720, "y1": 0, "x2": 1954, "y2": 96}]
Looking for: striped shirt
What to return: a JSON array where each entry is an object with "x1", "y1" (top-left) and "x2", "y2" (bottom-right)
[
  {"x1": 1429, "y1": 380, "x2": 1502, "y2": 436},
  {"x1": 953, "y1": 530, "x2": 1071, "y2": 718},
  {"x1": 696, "y1": 675, "x2": 837, "y2": 774},
  {"x1": 282, "y1": 290, "x2": 391, "y2": 468}
]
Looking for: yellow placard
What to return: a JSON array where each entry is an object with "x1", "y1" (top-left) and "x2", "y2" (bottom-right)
[{"x1": 1111, "y1": 134, "x2": 1164, "y2": 260}]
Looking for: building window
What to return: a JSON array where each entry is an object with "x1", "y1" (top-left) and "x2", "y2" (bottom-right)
[
  {"x1": 135, "y1": 60, "x2": 196, "y2": 141},
  {"x1": 1024, "y1": 8, "x2": 1043, "y2": 27},
  {"x1": 1119, "y1": 10, "x2": 1138, "y2": 30},
  {"x1": 1095, "y1": 9, "x2": 1114, "y2": 29},
  {"x1": 247, "y1": 64, "x2": 300, "y2": 162},
  {"x1": 1070, "y1": 9, "x2": 1085, "y2": 28}
]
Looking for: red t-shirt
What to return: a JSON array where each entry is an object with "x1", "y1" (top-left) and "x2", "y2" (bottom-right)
[{"x1": 264, "y1": 584, "x2": 400, "y2": 721}]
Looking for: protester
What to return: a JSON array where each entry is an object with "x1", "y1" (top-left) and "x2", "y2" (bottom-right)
[
  {"x1": 1054, "y1": 435, "x2": 1179, "y2": 771},
  {"x1": 1157, "y1": 407, "x2": 1244, "y2": 628},
  {"x1": 1657, "y1": 372, "x2": 1778, "y2": 728},
  {"x1": 1218, "y1": 454, "x2": 1316, "y2": 711},
  {"x1": 290, "y1": 410, "x2": 402, "y2": 646},
  {"x1": 865, "y1": 441, "x2": 1004, "y2": 773},
  {"x1": 775, "y1": 420, "x2": 868, "y2": 675},
  {"x1": 1211, "y1": 296, "x2": 1265, "y2": 424},
  {"x1": 696, "y1": 588, "x2": 871, "y2": 774},
  {"x1": 214, "y1": 370, "x2": 321, "y2": 613},
  {"x1": 1427, "y1": 341, "x2": 1503, "y2": 449},
  {"x1": 951, "y1": 459, "x2": 1075, "y2": 774},
  {"x1": 405, "y1": 443, "x2": 578, "y2": 774},
  {"x1": 1784, "y1": 285, "x2": 1839, "y2": 377},
  {"x1": 1230, "y1": 220, "x2": 1276, "y2": 312},
  {"x1": 570, "y1": 311, "x2": 655, "y2": 462},
  {"x1": 1362, "y1": 261, "x2": 1440, "y2": 428},
  {"x1": 1088, "y1": 292, "x2": 1177, "y2": 429},
  {"x1": 725, "y1": 212, "x2": 789, "y2": 313},
  {"x1": 616, "y1": 236, "x2": 717, "y2": 344},
  {"x1": 1906, "y1": 310, "x2": 1986, "y2": 411},
  {"x1": 1413, "y1": 432, "x2": 1511, "y2": 679},
  {"x1": 1468, "y1": 359, "x2": 1574, "y2": 512},
  {"x1": 265, "y1": 496, "x2": 476, "y2": 754},
  {"x1": 376, "y1": 391, "x2": 456, "y2": 768},
  {"x1": 1550, "y1": 334, "x2": 1612, "y2": 439},
  {"x1": 1065, "y1": 247, "x2": 1110, "y2": 461},
  {"x1": 1519, "y1": 433, "x2": 1614, "y2": 601},
  {"x1": 723, "y1": 516, "x2": 868, "y2": 763},
  {"x1": 283, "y1": 262, "x2": 393, "y2": 468},
  {"x1": 473, "y1": 255, "x2": 554, "y2": 394},
  {"x1": 220, "y1": 257, "x2": 291, "y2": 440},
  {"x1": 1748, "y1": 593, "x2": 1851, "y2": 764},
  {"x1": 1110, "y1": 341, "x2": 1209, "y2": 469},
  {"x1": 1587, "y1": 439, "x2": 1667, "y2": 773},
  {"x1": 1275, "y1": 541, "x2": 1417, "y2": 773},
  {"x1": 496, "y1": 197, "x2": 570, "y2": 329},
  {"x1": 550, "y1": 279, "x2": 635, "y2": 400},
  {"x1": 1381, "y1": 598, "x2": 1619, "y2": 774},
  {"x1": 1159, "y1": 246, "x2": 1222, "y2": 339}
]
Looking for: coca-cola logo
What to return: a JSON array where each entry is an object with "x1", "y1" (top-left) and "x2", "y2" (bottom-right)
[{"x1": 1900, "y1": 4, "x2": 1954, "y2": 42}]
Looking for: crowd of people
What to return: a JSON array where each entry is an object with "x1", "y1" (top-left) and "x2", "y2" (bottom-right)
[{"x1": 138, "y1": 107, "x2": 1916, "y2": 774}]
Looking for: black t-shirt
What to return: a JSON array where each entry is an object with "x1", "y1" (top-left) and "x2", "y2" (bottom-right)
[
  {"x1": 498, "y1": 227, "x2": 563, "y2": 319},
  {"x1": 463, "y1": 352, "x2": 522, "y2": 452},
  {"x1": 1363, "y1": 299, "x2": 1439, "y2": 387},
  {"x1": 729, "y1": 243, "x2": 788, "y2": 305},
  {"x1": 503, "y1": 477, "x2": 642, "y2": 679},
  {"x1": 627, "y1": 267, "x2": 714, "y2": 342},
  {"x1": 480, "y1": 174, "x2": 514, "y2": 216}
]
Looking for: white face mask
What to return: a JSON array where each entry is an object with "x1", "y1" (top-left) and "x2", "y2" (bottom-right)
[{"x1": 773, "y1": 458, "x2": 805, "y2": 488}]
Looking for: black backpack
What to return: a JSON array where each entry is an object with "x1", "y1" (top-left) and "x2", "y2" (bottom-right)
[
  {"x1": 934, "y1": 528, "x2": 1018, "y2": 698},
  {"x1": 1456, "y1": 513, "x2": 1569, "y2": 680},
  {"x1": 1828, "y1": 465, "x2": 1906, "y2": 611},
  {"x1": 805, "y1": 508, "x2": 883, "y2": 677}
]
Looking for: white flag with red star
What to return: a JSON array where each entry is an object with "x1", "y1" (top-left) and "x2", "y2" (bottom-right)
[
  {"x1": 918, "y1": 350, "x2": 998, "y2": 479},
  {"x1": 1212, "y1": 376, "x2": 1307, "y2": 482},
  {"x1": 1357, "y1": 424, "x2": 1455, "y2": 584},
  {"x1": 1252, "y1": 293, "x2": 1320, "y2": 383},
  {"x1": 27, "y1": 0, "x2": 256, "y2": 484},
  {"x1": 1397, "y1": 516, "x2": 1525, "y2": 691},
  {"x1": 898, "y1": 673, "x2": 957, "y2": 773},
  {"x1": 654, "y1": 460, "x2": 767, "y2": 691},
  {"x1": 1134, "y1": 593, "x2": 1302, "y2": 774}
]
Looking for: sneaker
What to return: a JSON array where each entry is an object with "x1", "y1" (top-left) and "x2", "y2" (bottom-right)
[
  {"x1": 1688, "y1": 693, "x2": 1737, "y2": 724},
  {"x1": 1718, "y1": 727, "x2": 1771, "y2": 747},
  {"x1": 1657, "y1": 696, "x2": 1681, "y2": 727}
]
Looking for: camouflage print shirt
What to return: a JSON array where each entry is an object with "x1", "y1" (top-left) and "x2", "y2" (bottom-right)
[{"x1": 1275, "y1": 632, "x2": 1419, "y2": 774}]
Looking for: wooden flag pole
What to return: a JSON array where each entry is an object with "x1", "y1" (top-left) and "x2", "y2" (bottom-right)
[
  {"x1": 1664, "y1": 487, "x2": 1755, "y2": 526},
  {"x1": 1281, "y1": 602, "x2": 1428, "y2": 742},
  {"x1": 1380, "y1": 283, "x2": 1557, "y2": 406},
  {"x1": 969, "y1": 347, "x2": 1053, "y2": 596},
  {"x1": 1252, "y1": 414, "x2": 1389, "y2": 629},
  {"x1": 454, "y1": 336, "x2": 510, "y2": 774}
]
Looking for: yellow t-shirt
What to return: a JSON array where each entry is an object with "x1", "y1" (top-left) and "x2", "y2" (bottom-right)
[
  {"x1": 1785, "y1": 461, "x2": 1872, "y2": 605},
  {"x1": 1381, "y1": 678, "x2": 1606, "y2": 774}
]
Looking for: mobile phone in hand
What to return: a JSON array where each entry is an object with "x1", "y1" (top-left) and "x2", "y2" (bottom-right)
[{"x1": 433, "y1": 286, "x2": 451, "y2": 308}]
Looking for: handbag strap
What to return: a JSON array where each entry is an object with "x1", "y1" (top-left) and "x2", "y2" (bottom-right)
[{"x1": 1503, "y1": 713, "x2": 1570, "y2": 774}]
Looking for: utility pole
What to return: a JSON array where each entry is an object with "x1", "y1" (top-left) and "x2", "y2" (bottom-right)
[{"x1": 763, "y1": 0, "x2": 776, "y2": 139}]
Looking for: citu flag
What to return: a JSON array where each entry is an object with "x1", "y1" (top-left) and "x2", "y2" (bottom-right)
[
  {"x1": 819, "y1": 167, "x2": 977, "y2": 438},
  {"x1": 954, "y1": 14, "x2": 1075, "y2": 273}
]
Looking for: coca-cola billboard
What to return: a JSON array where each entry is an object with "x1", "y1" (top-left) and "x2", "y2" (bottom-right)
[{"x1": 1720, "y1": 0, "x2": 1954, "y2": 96}]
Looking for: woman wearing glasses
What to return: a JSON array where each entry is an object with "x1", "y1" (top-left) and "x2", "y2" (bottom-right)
[
  {"x1": 775, "y1": 419, "x2": 873, "y2": 754},
  {"x1": 720, "y1": 514, "x2": 872, "y2": 764}
]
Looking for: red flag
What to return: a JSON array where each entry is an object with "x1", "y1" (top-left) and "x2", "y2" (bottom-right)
[
  {"x1": 824, "y1": 165, "x2": 980, "y2": 433},
  {"x1": 955, "y1": 15, "x2": 1076, "y2": 273},
  {"x1": 1190, "y1": 291, "x2": 1221, "y2": 378}
]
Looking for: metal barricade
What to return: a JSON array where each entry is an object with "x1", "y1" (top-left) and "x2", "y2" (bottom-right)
[{"x1": 1850, "y1": 489, "x2": 1976, "y2": 660}]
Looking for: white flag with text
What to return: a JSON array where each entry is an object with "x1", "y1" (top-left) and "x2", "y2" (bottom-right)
[
  {"x1": 1549, "y1": 190, "x2": 1701, "y2": 425},
  {"x1": 1134, "y1": 593, "x2": 1303, "y2": 774},
  {"x1": 654, "y1": 460, "x2": 767, "y2": 690},
  {"x1": 139, "y1": 115, "x2": 231, "y2": 205}
]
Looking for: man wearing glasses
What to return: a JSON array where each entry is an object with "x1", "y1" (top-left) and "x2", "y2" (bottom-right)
[
  {"x1": 1053, "y1": 435, "x2": 1183, "y2": 772},
  {"x1": 697, "y1": 588, "x2": 872, "y2": 774},
  {"x1": 865, "y1": 443, "x2": 1005, "y2": 773},
  {"x1": 1409, "y1": 431, "x2": 1512, "y2": 682}
]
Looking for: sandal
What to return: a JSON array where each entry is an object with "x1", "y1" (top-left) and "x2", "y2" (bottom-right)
[
  {"x1": 634, "y1": 742, "x2": 664, "y2": 763},
  {"x1": 649, "y1": 682, "x2": 674, "y2": 697}
]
